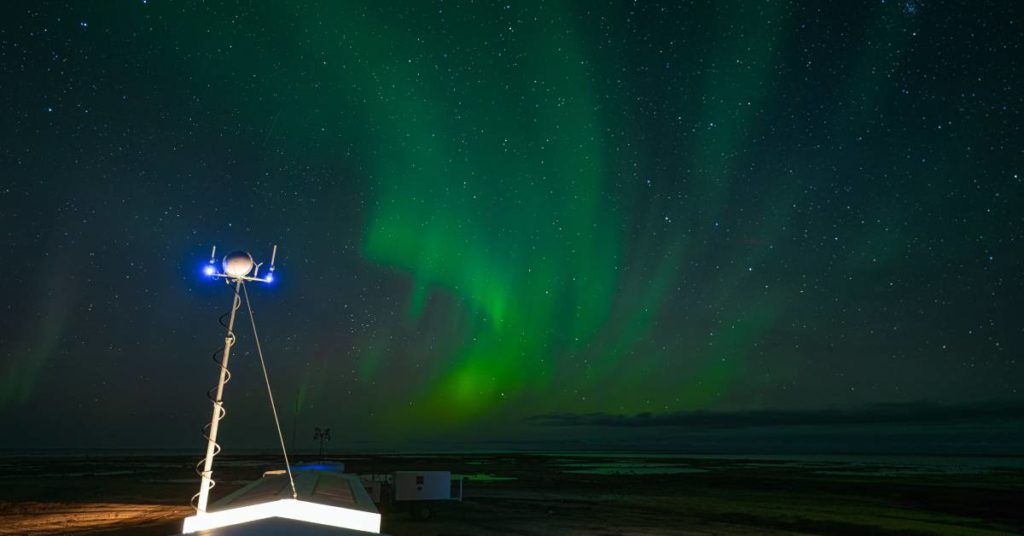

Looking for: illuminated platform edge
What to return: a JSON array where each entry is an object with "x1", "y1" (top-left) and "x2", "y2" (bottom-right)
[
  {"x1": 181, "y1": 465, "x2": 381, "y2": 534},
  {"x1": 181, "y1": 498, "x2": 381, "y2": 534}
]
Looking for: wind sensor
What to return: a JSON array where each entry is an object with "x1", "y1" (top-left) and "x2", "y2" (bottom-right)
[{"x1": 204, "y1": 244, "x2": 277, "y2": 283}]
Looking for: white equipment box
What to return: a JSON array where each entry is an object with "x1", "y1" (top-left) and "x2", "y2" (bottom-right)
[{"x1": 392, "y1": 471, "x2": 452, "y2": 502}]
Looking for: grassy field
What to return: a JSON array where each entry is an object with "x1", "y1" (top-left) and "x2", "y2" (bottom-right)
[{"x1": 0, "y1": 453, "x2": 1021, "y2": 535}]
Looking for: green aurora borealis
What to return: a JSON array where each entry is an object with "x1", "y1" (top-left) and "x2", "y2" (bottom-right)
[
  {"x1": 0, "y1": 0, "x2": 1021, "y2": 448},
  {"x1": 340, "y1": 0, "x2": 784, "y2": 427}
]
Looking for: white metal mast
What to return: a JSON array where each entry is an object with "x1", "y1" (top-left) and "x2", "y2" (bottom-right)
[{"x1": 194, "y1": 246, "x2": 279, "y2": 513}]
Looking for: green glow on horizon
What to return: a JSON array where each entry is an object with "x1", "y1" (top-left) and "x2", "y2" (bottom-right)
[{"x1": 0, "y1": 254, "x2": 73, "y2": 409}]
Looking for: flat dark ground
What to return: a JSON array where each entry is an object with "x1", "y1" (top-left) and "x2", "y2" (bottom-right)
[{"x1": 0, "y1": 453, "x2": 1021, "y2": 535}]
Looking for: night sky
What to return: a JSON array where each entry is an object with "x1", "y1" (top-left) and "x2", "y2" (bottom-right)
[{"x1": 1, "y1": 1, "x2": 1021, "y2": 452}]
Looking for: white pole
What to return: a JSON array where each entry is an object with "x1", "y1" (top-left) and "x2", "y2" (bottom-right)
[{"x1": 196, "y1": 278, "x2": 243, "y2": 513}]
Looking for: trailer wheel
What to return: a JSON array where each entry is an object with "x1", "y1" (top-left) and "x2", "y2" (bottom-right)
[{"x1": 412, "y1": 503, "x2": 431, "y2": 520}]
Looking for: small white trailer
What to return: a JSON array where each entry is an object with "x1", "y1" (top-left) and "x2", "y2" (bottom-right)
[
  {"x1": 393, "y1": 471, "x2": 458, "y2": 502},
  {"x1": 362, "y1": 471, "x2": 463, "y2": 520}
]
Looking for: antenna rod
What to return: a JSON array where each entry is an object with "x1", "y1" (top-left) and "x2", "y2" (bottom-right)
[{"x1": 195, "y1": 278, "x2": 243, "y2": 513}]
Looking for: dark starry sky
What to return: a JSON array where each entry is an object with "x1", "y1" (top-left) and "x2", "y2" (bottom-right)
[{"x1": 0, "y1": 0, "x2": 1021, "y2": 451}]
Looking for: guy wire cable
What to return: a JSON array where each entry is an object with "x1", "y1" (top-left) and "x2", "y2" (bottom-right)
[{"x1": 242, "y1": 282, "x2": 298, "y2": 499}]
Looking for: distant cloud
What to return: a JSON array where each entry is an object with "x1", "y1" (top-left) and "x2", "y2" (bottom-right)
[{"x1": 527, "y1": 401, "x2": 1024, "y2": 429}]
